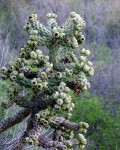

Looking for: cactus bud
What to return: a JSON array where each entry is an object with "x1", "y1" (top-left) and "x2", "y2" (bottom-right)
[
  {"x1": 37, "y1": 83, "x2": 43, "y2": 90},
  {"x1": 70, "y1": 12, "x2": 76, "y2": 18},
  {"x1": 10, "y1": 76, "x2": 16, "y2": 81},
  {"x1": 87, "y1": 61, "x2": 92, "y2": 67},
  {"x1": 30, "y1": 51, "x2": 37, "y2": 59},
  {"x1": 57, "y1": 98, "x2": 63, "y2": 106},
  {"x1": 53, "y1": 91, "x2": 59, "y2": 99},
  {"x1": 9, "y1": 93, "x2": 14, "y2": 98},
  {"x1": 80, "y1": 56, "x2": 86, "y2": 62},
  {"x1": 31, "y1": 79, "x2": 37, "y2": 86},
  {"x1": 84, "y1": 50, "x2": 90, "y2": 57},
  {"x1": 78, "y1": 133, "x2": 87, "y2": 145}
]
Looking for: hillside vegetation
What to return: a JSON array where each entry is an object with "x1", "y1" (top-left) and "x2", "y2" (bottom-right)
[{"x1": 0, "y1": 0, "x2": 120, "y2": 149}]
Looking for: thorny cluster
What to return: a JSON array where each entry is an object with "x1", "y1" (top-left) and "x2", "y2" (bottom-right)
[{"x1": 0, "y1": 12, "x2": 94, "y2": 149}]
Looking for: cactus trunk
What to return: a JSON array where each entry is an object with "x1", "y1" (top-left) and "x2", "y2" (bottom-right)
[{"x1": 49, "y1": 44, "x2": 60, "y2": 66}]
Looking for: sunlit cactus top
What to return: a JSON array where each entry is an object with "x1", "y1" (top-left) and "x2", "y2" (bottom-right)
[{"x1": 1, "y1": 12, "x2": 94, "y2": 149}]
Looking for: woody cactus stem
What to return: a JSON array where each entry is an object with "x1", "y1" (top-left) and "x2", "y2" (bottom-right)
[{"x1": 0, "y1": 108, "x2": 31, "y2": 133}]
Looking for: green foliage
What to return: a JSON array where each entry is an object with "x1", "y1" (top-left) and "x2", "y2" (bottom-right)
[
  {"x1": 107, "y1": 21, "x2": 120, "y2": 39},
  {"x1": 0, "y1": 80, "x2": 10, "y2": 120},
  {"x1": 0, "y1": 80, "x2": 10, "y2": 99},
  {"x1": 87, "y1": 28, "x2": 95, "y2": 43},
  {"x1": 96, "y1": 44, "x2": 112, "y2": 62},
  {"x1": 71, "y1": 92, "x2": 120, "y2": 149},
  {"x1": 0, "y1": 7, "x2": 26, "y2": 49}
]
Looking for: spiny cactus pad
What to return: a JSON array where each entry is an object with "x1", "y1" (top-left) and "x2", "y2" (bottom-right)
[{"x1": 0, "y1": 12, "x2": 94, "y2": 149}]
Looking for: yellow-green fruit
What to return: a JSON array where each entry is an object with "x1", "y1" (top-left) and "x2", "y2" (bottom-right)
[
  {"x1": 68, "y1": 70, "x2": 73, "y2": 76},
  {"x1": 14, "y1": 62, "x2": 20, "y2": 68},
  {"x1": 31, "y1": 30, "x2": 38, "y2": 35},
  {"x1": 59, "y1": 136, "x2": 64, "y2": 142},
  {"x1": 54, "y1": 32, "x2": 60, "y2": 38},
  {"x1": 29, "y1": 35, "x2": 39, "y2": 41},
  {"x1": 66, "y1": 141, "x2": 73, "y2": 147},
  {"x1": 57, "y1": 99, "x2": 63, "y2": 106},
  {"x1": 33, "y1": 60, "x2": 39, "y2": 65},
  {"x1": 31, "y1": 79, "x2": 37, "y2": 86},
  {"x1": 30, "y1": 51, "x2": 37, "y2": 59},
  {"x1": 70, "y1": 103, "x2": 75, "y2": 108},
  {"x1": 32, "y1": 86, "x2": 38, "y2": 92},
  {"x1": 79, "y1": 128, "x2": 87, "y2": 134},
  {"x1": 36, "y1": 49, "x2": 42, "y2": 55},
  {"x1": 7, "y1": 61, "x2": 13, "y2": 66},
  {"x1": 58, "y1": 85, "x2": 64, "y2": 92},
  {"x1": 53, "y1": 91, "x2": 59, "y2": 99},
  {"x1": 2, "y1": 75, "x2": 7, "y2": 79},
  {"x1": 37, "y1": 83, "x2": 43, "y2": 90},
  {"x1": 86, "y1": 82, "x2": 91, "y2": 88},
  {"x1": 64, "y1": 87, "x2": 70, "y2": 93},
  {"x1": 20, "y1": 52, "x2": 27, "y2": 58},
  {"x1": 51, "y1": 148, "x2": 57, "y2": 150},
  {"x1": 79, "y1": 144, "x2": 85, "y2": 149},
  {"x1": 9, "y1": 88, "x2": 15, "y2": 93},
  {"x1": 52, "y1": 27, "x2": 57, "y2": 33},
  {"x1": 46, "y1": 13, "x2": 57, "y2": 19},
  {"x1": 25, "y1": 137, "x2": 30, "y2": 143},
  {"x1": 70, "y1": 12, "x2": 76, "y2": 18},
  {"x1": 82, "y1": 86, "x2": 87, "y2": 91},
  {"x1": 68, "y1": 108, "x2": 73, "y2": 113},
  {"x1": 80, "y1": 48, "x2": 85, "y2": 54},
  {"x1": 10, "y1": 76, "x2": 16, "y2": 81},
  {"x1": 36, "y1": 78, "x2": 42, "y2": 83},
  {"x1": 66, "y1": 113, "x2": 72, "y2": 119},
  {"x1": 87, "y1": 61, "x2": 92, "y2": 67},
  {"x1": 9, "y1": 93, "x2": 14, "y2": 98},
  {"x1": 38, "y1": 55, "x2": 43, "y2": 61},
  {"x1": 84, "y1": 50, "x2": 90, "y2": 56},
  {"x1": 79, "y1": 122, "x2": 89, "y2": 129},
  {"x1": 1, "y1": 67, "x2": 8, "y2": 74},
  {"x1": 41, "y1": 111, "x2": 47, "y2": 117},
  {"x1": 42, "y1": 82, "x2": 48, "y2": 88},
  {"x1": 88, "y1": 68, "x2": 94, "y2": 76},
  {"x1": 80, "y1": 56, "x2": 86, "y2": 62},
  {"x1": 54, "y1": 104, "x2": 61, "y2": 110},
  {"x1": 56, "y1": 72, "x2": 62, "y2": 79},
  {"x1": 40, "y1": 118, "x2": 46, "y2": 124},
  {"x1": 29, "y1": 139, "x2": 34, "y2": 145},
  {"x1": 11, "y1": 71, "x2": 18, "y2": 76},
  {"x1": 40, "y1": 72, "x2": 47, "y2": 79},
  {"x1": 45, "y1": 56, "x2": 49, "y2": 61},
  {"x1": 60, "y1": 92, "x2": 67, "y2": 100},
  {"x1": 78, "y1": 133, "x2": 87, "y2": 145},
  {"x1": 35, "y1": 113, "x2": 40, "y2": 120},
  {"x1": 34, "y1": 140, "x2": 39, "y2": 146},
  {"x1": 83, "y1": 64, "x2": 90, "y2": 72},
  {"x1": 10, "y1": 66, "x2": 15, "y2": 71},
  {"x1": 44, "y1": 120, "x2": 49, "y2": 126},
  {"x1": 71, "y1": 36, "x2": 79, "y2": 48},
  {"x1": 20, "y1": 48, "x2": 25, "y2": 52},
  {"x1": 62, "y1": 145, "x2": 67, "y2": 150},
  {"x1": 18, "y1": 73, "x2": 24, "y2": 79}
]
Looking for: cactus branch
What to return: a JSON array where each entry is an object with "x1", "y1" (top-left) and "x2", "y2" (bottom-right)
[
  {"x1": 0, "y1": 108, "x2": 31, "y2": 133},
  {"x1": 50, "y1": 117, "x2": 79, "y2": 131}
]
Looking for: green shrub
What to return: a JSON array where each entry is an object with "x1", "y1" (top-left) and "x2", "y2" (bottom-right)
[{"x1": 71, "y1": 92, "x2": 120, "y2": 149}]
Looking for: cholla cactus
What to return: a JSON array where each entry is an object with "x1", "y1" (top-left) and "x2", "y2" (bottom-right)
[{"x1": 0, "y1": 12, "x2": 94, "y2": 150}]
